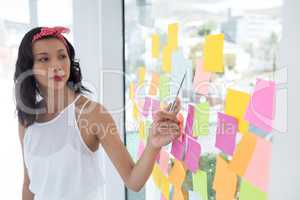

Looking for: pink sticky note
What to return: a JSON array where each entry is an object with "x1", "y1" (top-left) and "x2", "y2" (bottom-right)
[
  {"x1": 184, "y1": 136, "x2": 201, "y2": 172},
  {"x1": 215, "y1": 112, "x2": 238, "y2": 156},
  {"x1": 171, "y1": 138, "x2": 185, "y2": 160},
  {"x1": 143, "y1": 96, "x2": 152, "y2": 117},
  {"x1": 152, "y1": 98, "x2": 161, "y2": 119},
  {"x1": 185, "y1": 104, "x2": 195, "y2": 137},
  {"x1": 245, "y1": 79, "x2": 276, "y2": 132},
  {"x1": 137, "y1": 141, "x2": 145, "y2": 158},
  {"x1": 159, "y1": 150, "x2": 170, "y2": 175},
  {"x1": 244, "y1": 137, "x2": 272, "y2": 192},
  {"x1": 193, "y1": 59, "x2": 211, "y2": 95}
]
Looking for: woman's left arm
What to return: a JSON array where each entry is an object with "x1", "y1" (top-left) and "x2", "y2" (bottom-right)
[{"x1": 87, "y1": 99, "x2": 181, "y2": 192}]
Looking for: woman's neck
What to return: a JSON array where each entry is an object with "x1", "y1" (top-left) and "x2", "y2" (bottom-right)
[{"x1": 40, "y1": 86, "x2": 77, "y2": 114}]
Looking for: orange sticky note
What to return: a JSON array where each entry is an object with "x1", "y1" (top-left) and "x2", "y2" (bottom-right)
[
  {"x1": 149, "y1": 72, "x2": 160, "y2": 95},
  {"x1": 229, "y1": 133, "x2": 257, "y2": 176},
  {"x1": 172, "y1": 188, "x2": 185, "y2": 200},
  {"x1": 168, "y1": 159, "x2": 186, "y2": 188},
  {"x1": 203, "y1": 34, "x2": 224, "y2": 73},
  {"x1": 168, "y1": 23, "x2": 178, "y2": 50},
  {"x1": 213, "y1": 155, "x2": 237, "y2": 200},
  {"x1": 162, "y1": 46, "x2": 172, "y2": 73},
  {"x1": 152, "y1": 33, "x2": 160, "y2": 58},
  {"x1": 225, "y1": 88, "x2": 250, "y2": 133}
]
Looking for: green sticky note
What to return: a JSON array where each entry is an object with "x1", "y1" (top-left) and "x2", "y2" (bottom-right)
[
  {"x1": 239, "y1": 179, "x2": 267, "y2": 200},
  {"x1": 193, "y1": 102, "x2": 210, "y2": 136},
  {"x1": 159, "y1": 75, "x2": 170, "y2": 101},
  {"x1": 193, "y1": 170, "x2": 208, "y2": 200}
]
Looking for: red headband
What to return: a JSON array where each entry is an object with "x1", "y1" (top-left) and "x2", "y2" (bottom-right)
[{"x1": 32, "y1": 26, "x2": 70, "y2": 50}]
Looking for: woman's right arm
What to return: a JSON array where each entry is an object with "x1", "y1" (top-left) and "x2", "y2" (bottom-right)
[{"x1": 18, "y1": 122, "x2": 34, "y2": 200}]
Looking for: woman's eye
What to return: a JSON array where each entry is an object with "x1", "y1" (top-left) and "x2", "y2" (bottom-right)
[
  {"x1": 59, "y1": 54, "x2": 67, "y2": 59},
  {"x1": 38, "y1": 57, "x2": 48, "y2": 62}
]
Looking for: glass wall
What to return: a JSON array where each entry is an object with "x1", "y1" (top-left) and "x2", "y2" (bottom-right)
[{"x1": 124, "y1": 0, "x2": 282, "y2": 199}]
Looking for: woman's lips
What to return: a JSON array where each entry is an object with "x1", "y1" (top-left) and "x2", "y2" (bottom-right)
[{"x1": 53, "y1": 75, "x2": 64, "y2": 81}]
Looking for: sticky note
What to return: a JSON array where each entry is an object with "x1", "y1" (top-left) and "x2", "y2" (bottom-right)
[
  {"x1": 149, "y1": 72, "x2": 160, "y2": 95},
  {"x1": 239, "y1": 179, "x2": 267, "y2": 200},
  {"x1": 184, "y1": 136, "x2": 201, "y2": 172},
  {"x1": 249, "y1": 125, "x2": 269, "y2": 138},
  {"x1": 225, "y1": 88, "x2": 250, "y2": 133},
  {"x1": 171, "y1": 49, "x2": 189, "y2": 85},
  {"x1": 193, "y1": 102, "x2": 210, "y2": 136},
  {"x1": 160, "y1": 75, "x2": 171, "y2": 101},
  {"x1": 192, "y1": 170, "x2": 208, "y2": 200},
  {"x1": 142, "y1": 96, "x2": 152, "y2": 117},
  {"x1": 172, "y1": 189, "x2": 185, "y2": 200},
  {"x1": 152, "y1": 98, "x2": 161, "y2": 119},
  {"x1": 177, "y1": 113, "x2": 185, "y2": 142},
  {"x1": 215, "y1": 112, "x2": 238, "y2": 156},
  {"x1": 160, "y1": 149, "x2": 170, "y2": 175},
  {"x1": 152, "y1": 33, "x2": 160, "y2": 58},
  {"x1": 162, "y1": 46, "x2": 172, "y2": 73},
  {"x1": 144, "y1": 120, "x2": 152, "y2": 142},
  {"x1": 152, "y1": 164, "x2": 163, "y2": 188},
  {"x1": 185, "y1": 104, "x2": 195, "y2": 137},
  {"x1": 168, "y1": 23, "x2": 178, "y2": 50},
  {"x1": 168, "y1": 159, "x2": 186, "y2": 188},
  {"x1": 138, "y1": 121, "x2": 145, "y2": 140},
  {"x1": 129, "y1": 82, "x2": 135, "y2": 101},
  {"x1": 244, "y1": 136, "x2": 272, "y2": 192},
  {"x1": 171, "y1": 138, "x2": 184, "y2": 160},
  {"x1": 137, "y1": 140, "x2": 145, "y2": 158},
  {"x1": 161, "y1": 175, "x2": 170, "y2": 200},
  {"x1": 228, "y1": 133, "x2": 257, "y2": 176},
  {"x1": 203, "y1": 34, "x2": 224, "y2": 73},
  {"x1": 193, "y1": 59, "x2": 211, "y2": 95},
  {"x1": 213, "y1": 155, "x2": 237, "y2": 200},
  {"x1": 132, "y1": 100, "x2": 139, "y2": 121},
  {"x1": 138, "y1": 66, "x2": 146, "y2": 86},
  {"x1": 245, "y1": 79, "x2": 276, "y2": 132}
]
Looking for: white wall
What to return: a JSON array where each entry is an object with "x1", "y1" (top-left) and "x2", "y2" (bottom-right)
[
  {"x1": 73, "y1": 0, "x2": 125, "y2": 199},
  {"x1": 269, "y1": 0, "x2": 300, "y2": 199}
]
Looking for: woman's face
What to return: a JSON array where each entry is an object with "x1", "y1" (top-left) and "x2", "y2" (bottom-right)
[{"x1": 32, "y1": 38, "x2": 71, "y2": 92}]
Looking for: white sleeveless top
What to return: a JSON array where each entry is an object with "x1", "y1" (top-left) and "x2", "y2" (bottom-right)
[{"x1": 23, "y1": 94, "x2": 105, "y2": 200}]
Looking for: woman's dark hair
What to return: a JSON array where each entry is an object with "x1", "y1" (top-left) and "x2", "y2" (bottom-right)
[{"x1": 14, "y1": 27, "x2": 92, "y2": 128}]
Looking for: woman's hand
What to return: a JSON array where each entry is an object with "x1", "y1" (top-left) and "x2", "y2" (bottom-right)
[{"x1": 147, "y1": 97, "x2": 181, "y2": 151}]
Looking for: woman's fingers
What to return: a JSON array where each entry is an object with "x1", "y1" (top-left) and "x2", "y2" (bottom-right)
[{"x1": 154, "y1": 110, "x2": 178, "y2": 123}]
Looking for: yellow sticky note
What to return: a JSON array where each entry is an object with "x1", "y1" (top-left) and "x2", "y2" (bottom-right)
[
  {"x1": 149, "y1": 72, "x2": 160, "y2": 96},
  {"x1": 152, "y1": 33, "x2": 160, "y2": 58},
  {"x1": 152, "y1": 164, "x2": 163, "y2": 188},
  {"x1": 225, "y1": 88, "x2": 250, "y2": 133},
  {"x1": 162, "y1": 46, "x2": 172, "y2": 73},
  {"x1": 138, "y1": 67, "x2": 146, "y2": 86},
  {"x1": 168, "y1": 159, "x2": 186, "y2": 188},
  {"x1": 213, "y1": 155, "x2": 237, "y2": 200},
  {"x1": 203, "y1": 34, "x2": 224, "y2": 73},
  {"x1": 161, "y1": 175, "x2": 170, "y2": 200},
  {"x1": 129, "y1": 82, "x2": 135, "y2": 101},
  {"x1": 138, "y1": 121, "x2": 145, "y2": 140},
  {"x1": 132, "y1": 101, "x2": 139, "y2": 121},
  {"x1": 229, "y1": 132, "x2": 257, "y2": 177},
  {"x1": 168, "y1": 23, "x2": 178, "y2": 50}
]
